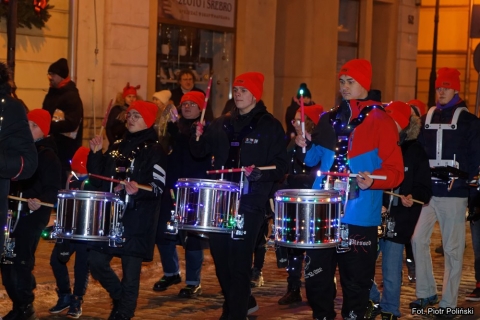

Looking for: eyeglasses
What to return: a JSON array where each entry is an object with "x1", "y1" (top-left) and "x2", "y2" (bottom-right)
[
  {"x1": 291, "y1": 119, "x2": 301, "y2": 125},
  {"x1": 180, "y1": 77, "x2": 193, "y2": 82},
  {"x1": 436, "y1": 87, "x2": 453, "y2": 93},
  {"x1": 181, "y1": 101, "x2": 199, "y2": 108},
  {"x1": 125, "y1": 112, "x2": 143, "y2": 121}
]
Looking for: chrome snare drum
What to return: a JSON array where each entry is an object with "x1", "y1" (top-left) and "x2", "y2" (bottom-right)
[
  {"x1": 274, "y1": 189, "x2": 342, "y2": 249},
  {"x1": 53, "y1": 190, "x2": 124, "y2": 245},
  {"x1": 174, "y1": 178, "x2": 240, "y2": 234}
]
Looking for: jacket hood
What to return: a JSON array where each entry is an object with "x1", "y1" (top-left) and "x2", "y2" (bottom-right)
[{"x1": 402, "y1": 114, "x2": 421, "y2": 141}]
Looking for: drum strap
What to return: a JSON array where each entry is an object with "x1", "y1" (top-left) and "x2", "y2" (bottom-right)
[{"x1": 221, "y1": 111, "x2": 268, "y2": 182}]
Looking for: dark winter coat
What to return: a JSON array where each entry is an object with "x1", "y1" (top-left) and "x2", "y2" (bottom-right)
[
  {"x1": 0, "y1": 93, "x2": 38, "y2": 255},
  {"x1": 384, "y1": 117, "x2": 432, "y2": 244},
  {"x1": 42, "y1": 81, "x2": 83, "y2": 173},
  {"x1": 419, "y1": 100, "x2": 480, "y2": 199},
  {"x1": 190, "y1": 101, "x2": 288, "y2": 208},
  {"x1": 87, "y1": 127, "x2": 167, "y2": 261},
  {"x1": 9, "y1": 136, "x2": 62, "y2": 232},
  {"x1": 105, "y1": 104, "x2": 128, "y2": 145}
]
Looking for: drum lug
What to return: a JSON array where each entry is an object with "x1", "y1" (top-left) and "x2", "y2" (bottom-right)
[
  {"x1": 336, "y1": 223, "x2": 351, "y2": 253},
  {"x1": 108, "y1": 222, "x2": 124, "y2": 247},
  {"x1": 166, "y1": 210, "x2": 179, "y2": 235}
]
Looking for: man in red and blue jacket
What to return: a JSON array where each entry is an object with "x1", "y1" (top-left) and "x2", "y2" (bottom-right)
[{"x1": 296, "y1": 59, "x2": 404, "y2": 320}]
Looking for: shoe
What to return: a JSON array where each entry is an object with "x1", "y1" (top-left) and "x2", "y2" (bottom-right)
[
  {"x1": 406, "y1": 259, "x2": 416, "y2": 283},
  {"x1": 3, "y1": 309, "x2": 19, "y2": 320},
  {"x1": 435, "y1": 307, "x2": 455, "y2": 318},
  {"x1": 67, "y1": 295, "x2": 83, "y2": 318},
  {"x1": 278, "y1": 285, "x2": 302, "y2": 305},
  {"x1": 409, "y1": 294, "x2": 439, "y2": 309},
  {"x1": 112, "y1": 312, "x2": 131, "y2": 320},
  {"x1": 250, "y1": 267, "x2": 264, "y2": 288},
  {"x1": 381, "y1": 312, "x2": 398, "y2": 320},
  {"x1": 152, "y1": 274, "x2": 181, "y2": 291},
  {"x1": 49, "y1": 290, "x2": 72, "y2": 314},
  {"x1": 365, "y1": 300, "x2": 382, "y2": 320},
  {"x1": 435, "y1": 245, "x2": 444, "y2": 255},
  {"x1": 178, "y1": 284, "x2": 202, "y2": 298},
  {"x1": 14, "y1": 304, "x2": 38, "y2": 320},
  {"x1": 466, "y1": 287, "x2": 480, "y2": 301},
  {"x1": 247, "y1": 295, "x2": 259, "y2": 315},
  {"x1": 108, "y1": 299, "x2": 121, "y2": 320}
]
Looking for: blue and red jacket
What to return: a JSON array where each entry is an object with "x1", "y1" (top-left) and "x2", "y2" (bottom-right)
[{"x1": 303, "y1": 96, "x2": 404, "y2": 227}]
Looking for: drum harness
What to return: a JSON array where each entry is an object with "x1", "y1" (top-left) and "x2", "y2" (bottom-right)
[
  {"x1": 223, "y1": 110, "x2": 268, "y2": 240},
  {"x1": 424, "y1": 106, "x2": 469, "y2": 191}
]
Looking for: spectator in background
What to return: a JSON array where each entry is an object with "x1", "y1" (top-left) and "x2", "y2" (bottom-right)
[
  {"x1": 105, "y1": 82, "x2": 140, "y2": 146},
  {"x1": 42, "y1": 58, "x2": 83, "y2": 186},
  {"x1": 284, "y1": 83, "x2": 316, "y2": 145},
  {"x1": 170, "y1": 69, "x2": 213, "y2": 121}
]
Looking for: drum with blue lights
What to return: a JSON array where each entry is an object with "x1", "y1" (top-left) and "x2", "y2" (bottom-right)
[
  {"x1": 175, "y1": 178, "x2": 240, "y2": 234},
  {"x1": 274, "y1": 189, "x2": 342, "y2": 249}
]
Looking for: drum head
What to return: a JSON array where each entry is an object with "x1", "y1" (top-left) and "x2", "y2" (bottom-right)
[
  {"x1": 176, "y1": 178, "x2": 240, "y2": 192},
  {"x1": 57, "y1": 190, "x2": 121, "y2": 202},
  {"x1": 274, "y1": 189, "x2": 341, "y2": 203}
]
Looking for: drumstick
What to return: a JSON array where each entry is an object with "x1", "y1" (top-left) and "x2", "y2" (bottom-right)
[
  {"x1": 317, "y1": 171, "x2": 387, "y2": 180},
  {"x1": 383, "y1": 191, "x2": 424, "y2": 205},
  {"x1": 196, "y1": 76, "x2": 213, "y2": 141},
  {"x1": 7, "y1": 195, "x2": 55, "y2": 208},
  {"x1": 206, "y1": 165, "x2": 276, "y2": 175},
  {"x1": 88, "y1": 173, "x2": 153, "y2": 192}
]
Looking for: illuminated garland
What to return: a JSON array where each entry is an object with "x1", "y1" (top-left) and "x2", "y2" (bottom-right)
[{"x1": 0, "y1": 0, "x2": 53, "y2": 30}]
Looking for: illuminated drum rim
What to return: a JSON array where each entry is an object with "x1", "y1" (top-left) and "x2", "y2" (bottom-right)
[
  {"x1": 274, "y1": 189, "x2": 342, "y2": 203},
  {"x1": 176, "y1": 178, "x2": 240, "y2": 192},
  {"x1": 57, "y1": 189, "x2": 122, "y2": 202}
]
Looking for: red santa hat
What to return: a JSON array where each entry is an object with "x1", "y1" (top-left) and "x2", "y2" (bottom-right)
[
  {"x1": 338, "y1": 59, "x2": 372, "y2": 91},
  {"x1": 27, "y1": 109, "x2": 51, "y2": 136},
  {"x1": 233, "y1": 72, "x2": 264, "y2": 102},
  {"x1": 180, "y1": 91, "x2": 206, "y2": 110},
  {"x1": 71, "y1": 146, "x2": 90, "y2": 174},
  {"x1": 385, "y1": 101, "x2": 411, "y2": 130},
  {"x1": 303, "y1": 105, "x2": 324, "y2": 125},
  {"x1": 435, "y1": 67, "x2": 461, "y2": 91},
  {"x1": 126, "y1": 100, "x2": 158, "y2": 128},
  {"x1": 123, "y1": 82, "x2": 141, "y2": 98}
]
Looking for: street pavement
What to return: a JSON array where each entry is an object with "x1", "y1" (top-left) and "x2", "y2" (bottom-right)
[{"x1": 1, "y1": 222, "x2": 480, "y2": 319}]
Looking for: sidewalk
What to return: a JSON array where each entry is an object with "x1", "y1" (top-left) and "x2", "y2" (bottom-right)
[{"x1": 1, "y1": 222, "x2": 479, "y2": 319}]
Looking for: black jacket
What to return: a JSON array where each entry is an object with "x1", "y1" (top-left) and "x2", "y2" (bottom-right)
[
  {"x1": 419, "y1": 100, "x2": 480, "y2": 198},
  {"x1": 87, "y1": 127, "x2": 167, "y2": 261},
  {"x1": 190, "y1": 101, "x2": 288, "y2": 208},
  {"x1": 386, "y1": 136, "x2": 432, "y2": 244},
  {"x1": 42, "y1": 81, "x2": 84, "y2": 171},
  {"x1": 0, "y1": 93, "x2": 38, "y2": 255},
  {"x1": 105, "y1": 104, "x2": 128, "y2": 145},
  {"x1": 9, "y1": 136, "x2": 62, "y2": 228}
]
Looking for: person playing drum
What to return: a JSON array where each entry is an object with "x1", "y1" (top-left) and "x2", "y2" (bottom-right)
[
  {"x1": 1, "y1": 109, "x2": 62, "y2": 320},
  {"x1": 191, "y1": 71, "x2": 288, "y2": 319},
  {"x1": 295, "y1": 59, "x2": 404, "y2": 320},
  {"x1": 153, "y1": 91, "x2": 210, "y2": 298},
  {"x1": 87, "y1": 100, "x2": 167, "y2": 320},
  {"x1": 49, "y1": 146, "x2": 92, "y2": 318}
]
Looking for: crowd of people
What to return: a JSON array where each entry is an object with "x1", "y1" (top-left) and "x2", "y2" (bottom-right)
[{"x1": 0, "y1": 56, "x2": 479, "y2": 320}]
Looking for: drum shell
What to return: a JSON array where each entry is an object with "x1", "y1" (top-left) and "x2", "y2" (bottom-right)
[
  {"x1": 55, "y1": 190, "x2": 123, "y2": 241},
  {"x1": 175, "y1": 178, "x2": 239, "y2": 234},
  {"x1": 274, "y1": 189, "x2": 342, "y2": 249}
]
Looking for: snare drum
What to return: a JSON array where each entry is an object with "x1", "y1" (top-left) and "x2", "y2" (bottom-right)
[
  {"x1": 274, "y1": 189, "x2": 342, "y2": 249},
  {"x1": 54, "y1": 190, "x2": 124, "y2": 242},
  {"x1": 175, "y1": 178, "x2": 239, "y2": 234}
]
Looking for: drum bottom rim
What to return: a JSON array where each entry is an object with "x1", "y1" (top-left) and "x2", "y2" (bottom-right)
[
  {"x1": 55, "y1": 235, "x2": 110, "y2": 241},
  {"x1": 275, "y1": 241, "x2": 339, "y2": 249},
  {"x1": 179, "y1": 225, "x2": 232, "y2": 234}
]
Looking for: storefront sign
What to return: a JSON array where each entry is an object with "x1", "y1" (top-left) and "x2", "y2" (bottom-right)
[{"x1": 159, "y1": 0, "x2": 235, "y2": 29}]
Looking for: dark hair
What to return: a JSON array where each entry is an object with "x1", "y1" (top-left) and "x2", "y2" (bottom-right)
[
  {"x1": 178, "y1": 69, "x2": 195, "y2": 83},
  {"x1": 296, "y1": 83, "x2": 312, "y2": 99},
  {"x1": 0, "y1": 62, "x2": 12, "y2": 95}
]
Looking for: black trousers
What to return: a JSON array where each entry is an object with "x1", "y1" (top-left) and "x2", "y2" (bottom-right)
[
  {"x1": 88, "y1": 249, "x2": 143, "y2": 318},
  {"x1": 286, "y1": 248, "x2": 305, "y2": 288},
  {"x1": 305, "y1": 225, "x2": 377, "y2": 320},
  {"x1": 1, "y1": 211, "x2": 49, "y2": 306},
  {"x1": 50, "y1": 240, "x2": 90, "y2": 296},
  {"x1": 252, "y1": 217, "x2": 271, "y2": 271},
  {"x1": 209, "y1": 204, "x2": 264, "y2": 320}
]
